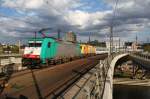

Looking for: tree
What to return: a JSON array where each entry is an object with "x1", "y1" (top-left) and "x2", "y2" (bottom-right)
[{"x1": 144, "y1": 45, "x2": 150, "y2": 52}]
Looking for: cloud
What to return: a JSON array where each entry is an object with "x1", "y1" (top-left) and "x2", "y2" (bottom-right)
[
  {"x1": 0, "y1": 0, "x2": 150, "y2": 43},
  {"x1": 2, "y1": 0, "x2": 44, "y2": 9}
]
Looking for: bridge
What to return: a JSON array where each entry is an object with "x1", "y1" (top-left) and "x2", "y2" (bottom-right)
[
  {"x1": 101, "y1": 52, "x2": 150, "y2": 99},
  {"x1": 130, "y1": 52, "x2": 150, "y2": 79},
  {"x1": 130, "y1": 53, "x2": 150, "y2": 70},
  {"x1": 64, "y1": 52, "x2": 150, "y2": 99},
  {"x1": 0, "y1": 52, "x2": 149, "y2": 99}
]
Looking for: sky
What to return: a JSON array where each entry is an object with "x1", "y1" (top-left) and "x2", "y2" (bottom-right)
[{"x1": 0, "y1": 0, "x2": 150, "y2": 44}]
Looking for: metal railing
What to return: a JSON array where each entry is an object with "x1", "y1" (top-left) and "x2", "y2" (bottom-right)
[{"x1": 130, "y1": 52, "x2": 150, "y2": 61}]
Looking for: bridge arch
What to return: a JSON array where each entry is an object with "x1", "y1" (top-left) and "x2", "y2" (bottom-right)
[{"x1": 103, "y1": 53, "x2": 129, "y2": 99}]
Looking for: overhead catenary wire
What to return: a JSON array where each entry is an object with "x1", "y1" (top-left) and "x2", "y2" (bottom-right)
[
  {"x1": 111, "y1": 0, "x2": 119, "y2": 26},
  {"x1": 109, "y1": 0, "x2": 119, "y2": 55}
]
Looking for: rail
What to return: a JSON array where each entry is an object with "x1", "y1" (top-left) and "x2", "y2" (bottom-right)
[{"x1": 0, "y1": 54, "x2": 107, "y2": 99}]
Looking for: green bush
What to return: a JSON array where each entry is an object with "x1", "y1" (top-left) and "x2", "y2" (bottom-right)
[{"x1": 144, "y1": 45, "x2": 150, "y2": 52}]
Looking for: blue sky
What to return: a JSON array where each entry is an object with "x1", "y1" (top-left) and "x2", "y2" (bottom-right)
[
  {"x1": 0, "y1": 0, "x2": 149, "y2": 44},
  {"x1": 76, "y1": 0, "x2": 111, "y2": 12},
  {"x1": 0, "y1": 7, "x2": 17, "y2": 16}
]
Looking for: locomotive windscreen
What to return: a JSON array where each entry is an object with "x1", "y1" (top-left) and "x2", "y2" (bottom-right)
[
  {"x1": 29, "y1": 43, "x2": 41, "y2": 47},
  {"x1": 28, "y1": 40, "x2": 42, "y2": 47}
]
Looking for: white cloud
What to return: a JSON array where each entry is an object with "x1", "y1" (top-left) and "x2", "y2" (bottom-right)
[
  {"x1": 2, "y1": 0, "x2": 44, "y2": 9},
  {"x1": 66, "y1": 11, "x2": 90, "y2": 27},
  {"x1": 0, "y1": 0, "x2": 150, "y2": 42},
  {"x1": 25, "y1": 0, "x2": 44, "y2": 8}
]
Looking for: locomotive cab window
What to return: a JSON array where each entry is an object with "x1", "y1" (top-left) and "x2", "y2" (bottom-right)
[
  {"x1": 48, "y1": 42, "x2": 51, "y2": 48},
  {"x1": 29, "y1": 43, "x2": 41, "y2": 47}
]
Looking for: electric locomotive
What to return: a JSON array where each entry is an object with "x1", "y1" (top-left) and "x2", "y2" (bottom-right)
[{"x1": 22, "y1": 37, "x2": 81, "y2": 68}]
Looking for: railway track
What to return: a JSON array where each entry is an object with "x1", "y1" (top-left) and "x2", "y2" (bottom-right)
[
  {"x1": 49, "y1": 60, "x2": 98, "y2": 99},
  {"x1": 0, "y1": 54, "x2": 107, "y2": 99},
  {"x1": 0, "y1": 55, "x2": 102, "y2": 82}
]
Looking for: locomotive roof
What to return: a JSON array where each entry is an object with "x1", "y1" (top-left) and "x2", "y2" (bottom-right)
[
  {"x1": 28, "y1": 37, "x2": 79, "y2": 44},
  {"x1": 28, "y1": 38, "x2": 43, "y2": 41}
]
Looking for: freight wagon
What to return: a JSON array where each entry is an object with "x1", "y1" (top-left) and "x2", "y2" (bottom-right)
[
  {"x1": 80, "y1": 44, "x2": 88, "y2": 54},
  {"x1": 22, "y1": 38, "x2": 81, "y2": 68},
  {"x1": 80, "y1": 44, "x2": 96, "y2": 55}
]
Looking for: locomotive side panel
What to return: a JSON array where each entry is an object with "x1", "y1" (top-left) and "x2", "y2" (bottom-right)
[
  {"x1": 54, "y1": 42, "x2": 80, "y2": 59},
  {"x1": 40, "y1": 38, "x2": 58, "y2": 63}
]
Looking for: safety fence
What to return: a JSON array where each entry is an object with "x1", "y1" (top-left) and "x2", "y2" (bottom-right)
[{"x1": 131, "y1": 52, "x2": 150, "y2": 61}]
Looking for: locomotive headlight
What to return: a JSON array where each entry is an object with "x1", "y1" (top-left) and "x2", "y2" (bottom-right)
[{"x1": 37, "y1": 55, "x2": 40, "y2": 58}]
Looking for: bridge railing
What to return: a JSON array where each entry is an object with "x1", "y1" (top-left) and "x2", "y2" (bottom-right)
[{"x1": 130, "y1": 52, "x2": 150, "y2": 61}]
